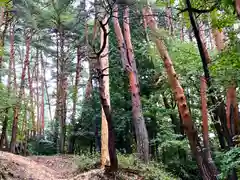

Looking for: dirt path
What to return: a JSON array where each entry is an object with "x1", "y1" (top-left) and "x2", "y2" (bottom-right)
[
  {"x1": 0, "y1": 151, "x2": 142, "y2": 180},
  {"x1": 0, "y1": 151, "x2": 106, "y2": 180}
]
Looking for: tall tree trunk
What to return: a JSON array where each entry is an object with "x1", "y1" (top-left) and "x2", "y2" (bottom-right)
[
  {"x1": 226, "y1": 84, "x2": 239, "y2": 136},
  {"x1": 200, "y1": 76, "x2": 212, "y2": 161},
  {"x1": 0, "y1": 9, "x2": 9, "y2": 81},
  {"x1": 28, "y1": 53, "x2": 36, "y2": 137},
  {"x1": 54, "y1": 31, "x2": 60, "y2": 150},
  {"x1": 100, "y1": 16, "x2": 110, "y2": 168},
  {"x1": 41, "y1": 56, "x2": 45, "y2": 137},
  {"x1": 85, "y1": 78, "x2": 93, "y2": 100},
  {"x1": 122, "y1": 6, "x2": 149, "y2": 162},
  {"x1": 59, "y1": 25, "x2": 67, "y2": 153},
  {"x1": 0, "y1": 22, "x2": 14, "y2": 149},
  {"x1": 113, "y1": 5, "x2": 149, "y2": 162},
  {"x1": 21, "y1": 88, "x2": 28, "y2": 155},
  {"x1": 40, "y1": 52, "x2": 51, "y2": 122},
  {"x1": 68, "y1": 45, "x2": 82, "y2": 153},
  {"x1": 213, "y1": 28, "x2": 239, "y2": 136},
  {"x1": 180, "y1": 22, "x2": 184, "y2": 41},
  {"x1": 212, "y1": 29, "x2": 224, "y2": 51},
  {"x1": 143, "y1": 6, "x2": 218, "y2": 179},
  {"x1": 10, "y1": 31, "x2": 31, "y2": 153},
  {"x1": 96, "y1": 17, "x2": 118, "y2": 171},
  {"x1": 36, "y1": 49, "x2": 40, "y2": 135},
  {"x1": 142, "y1": 9, "x2": 149, "y2": 42},
  {"x1": 0, "y1": 10, "x2": 10, "y2": 149},
  {"x1": 12, "y1": 46, "x2": 17, "y2": 92},
  {"x1": 199, "y1": 22, "x2": 210, "y2": 64},
  {"x1": 186, "y1": 0, "x2": 232, "y2": 151},
  {"x1": 165, "y1": 5, "x2": 173, "y2": 35},
  {"x1": 213, "y1": 27, "x2": 239, "y2": 137}
]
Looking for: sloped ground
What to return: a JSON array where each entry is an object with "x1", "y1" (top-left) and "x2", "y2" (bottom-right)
[{"x1": 0, "y1": 151, "x2": 141, "y2": 180}]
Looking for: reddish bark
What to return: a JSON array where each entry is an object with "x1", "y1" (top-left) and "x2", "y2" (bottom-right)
[
  {"x1": 143, "y1": 6, "x2": 218, "y2": 179},
  {"x1": 212, "y1": 29, "x2": 225, "y2": 51},
  {"x1": 200, "y1": 76, "x2": 211, "y2": 160},
  {"x1": 28, "y1": 53, "x2": 36, "y2": 136},
  {"x1": 112, "y1": 6, "x2": 129, "y2": 70},
  {"x1": 10, "y1": 31, "x2": 31, "y2": 153},
  {"x1": 12, "y1": 47, "x2": 17, "y2": 91},
  {"x1": 21, "y1": 88, "x2": 26, "y2": 137},
  {"x1": 112, "y1": 5, "x2": 149, "y2": 162},
  {"x1": 235, "y1": 0, "x2": 240, "y2": 18},
  {"x1": 212, "y1": 28, "x2": 239, "y2": 135},
  {"x1": 226, "y1": 84, "x2": 239, "y2": 135},
  {"x1": 199, "y1": 22, "x2": 210, "y2": 64}
]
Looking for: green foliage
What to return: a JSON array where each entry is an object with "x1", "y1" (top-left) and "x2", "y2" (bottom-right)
[
  {"x1": 74, "y1": 153, "x2": 100, "y2": 171},
  {"x1": 210, "y1": 41, "x2": 240, "y2": 86},
  {"x1": 28, "y1": 138, "x2": 57, "y2": 155},
  {"x1": 75, "y1": 153, "x2": 178, "y2": 179},
  {"x1": 210, "y1": 9, "x2": 236, "y2": 29},
  {"x1": 217, "y1": 147, "x2": 240, "y2": 179},
  {"x1": 118, "y1": 154, "x2": 178, "y2": 179}
]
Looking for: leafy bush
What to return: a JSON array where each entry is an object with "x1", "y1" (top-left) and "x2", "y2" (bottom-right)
[
  {"x1": 28, "y1": 138, "x2": 57, "y2": 155},
  {"x1": 74, "y1": 153, "x2": 100, "y2": 171},
  {"x1": 74, "y1": 153, "x2": 178, "y2": 179},
  {"x1": 218, "y1": 147, "x2": 240, "y2": 179},
  {"x1": 117, "y1": 154, "x2": 178, "y2": 180}
]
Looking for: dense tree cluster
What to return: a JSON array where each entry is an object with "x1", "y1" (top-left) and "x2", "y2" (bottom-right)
[{"x1": 0, "y1": 0, "x2": 240, "y2": 179}]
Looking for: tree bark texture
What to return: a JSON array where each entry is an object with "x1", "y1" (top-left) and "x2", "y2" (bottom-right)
[
  {"x1": 100, "y1": 16, "x2": 110, "y2": 168},
  {"x1": 113, "y1": 5, "x2": 149, "y2": 162},
  {"x1": 10, "y1": 32, "x2": 31, "y2": 153},
  {"x1": 143, "y1": 6, "x2": 219, "y2": 179}
]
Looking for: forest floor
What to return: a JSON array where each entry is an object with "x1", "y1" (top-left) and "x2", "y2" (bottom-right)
[{"x1": 0, "y1": 151, "x2": 141, "y2": 180}]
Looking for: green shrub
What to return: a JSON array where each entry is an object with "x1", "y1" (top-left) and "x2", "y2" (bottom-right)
[
  {"x1": 74, "y1": 153, "x2": 100, "y2": 171},
  {"x1": 28, "y1": 138, "x2": 57, "y2": 155},
  {"x1": 217, "y1": 147, "x2": 240, "y2": 179},
  {"x1": 74, "y1": 153, "x2": 178, "y2": 179},
  {"x1": 118, "y1": 154, "x2": 178, "y2": 180}
]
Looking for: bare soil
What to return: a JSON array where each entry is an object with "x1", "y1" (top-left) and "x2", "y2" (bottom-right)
[{"x1": 0, "y1": 151, "x2": 141, "y2": 180}]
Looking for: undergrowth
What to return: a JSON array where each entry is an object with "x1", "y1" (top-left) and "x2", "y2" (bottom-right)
[{"x1": 74, "y1": 153, "x2": 178, "y2": 180}]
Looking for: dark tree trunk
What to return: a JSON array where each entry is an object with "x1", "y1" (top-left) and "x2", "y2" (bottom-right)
[{"x1": 0, "y1": 109, "x2": 9, "y2": 149}]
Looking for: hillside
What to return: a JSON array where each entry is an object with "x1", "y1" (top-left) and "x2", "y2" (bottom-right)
[
  {"x1": 0, "y1": 151, "x2": 105, "y2": 180},
  {"x1": 0, "y1": 151, "x2": 144, "y2": 180}
]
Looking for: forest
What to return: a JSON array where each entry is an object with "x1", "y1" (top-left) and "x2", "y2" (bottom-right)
[{"x1": 0, "y1": 0, "x2": 240, "y2": 179}]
